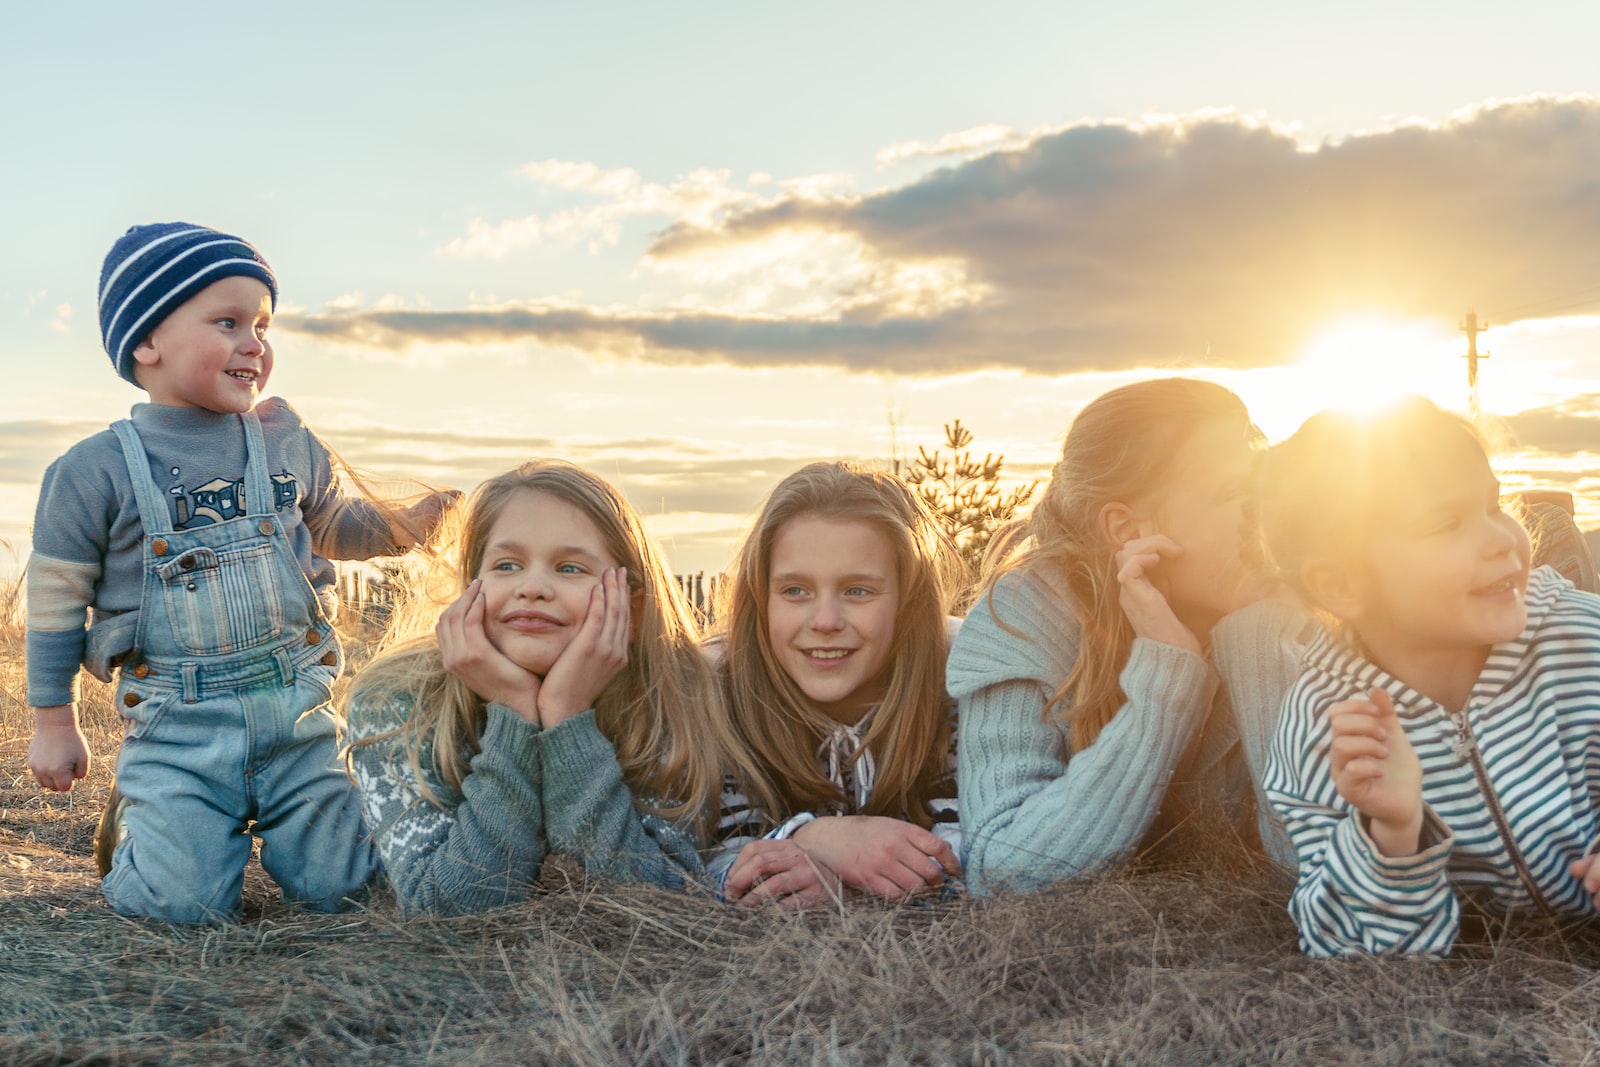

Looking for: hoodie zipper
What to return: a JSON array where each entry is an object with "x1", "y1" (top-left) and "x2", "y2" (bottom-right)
[{"x1": 1448, "y1": 706, "x2": 1555, "y2": 918}]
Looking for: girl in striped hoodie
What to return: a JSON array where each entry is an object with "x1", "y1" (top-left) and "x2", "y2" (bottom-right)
[{"x1": 1261, "y1": 397, "x2": 1600, "y2": 957}]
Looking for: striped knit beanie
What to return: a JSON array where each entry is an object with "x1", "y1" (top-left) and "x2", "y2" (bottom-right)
[{"x1": 98, "y1": 222, "x2": 278, "y2": 384}]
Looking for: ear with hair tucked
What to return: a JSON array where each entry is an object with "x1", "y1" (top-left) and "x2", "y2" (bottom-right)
[
  {"x1": 1300, "y1": 558, "x2": 1366, "y2": 620},
  {"x1": 1097, "y1": 502, "x2": 1153, "y2": 549}
]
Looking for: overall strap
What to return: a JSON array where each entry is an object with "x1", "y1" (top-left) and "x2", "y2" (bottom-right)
[
  {"x1": 110, "y1": 420, "x2": 176, "y2": 535},
  {"x1": 239, "y1": 409, "x2": 275, "y2": 519}
]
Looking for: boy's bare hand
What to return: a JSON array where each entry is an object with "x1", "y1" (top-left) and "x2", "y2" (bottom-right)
[
  {"x1": 28, "y1": 705, "x2": 90, "y2": 792},
  {"x1": 1328, "y1": 687, "x2": 1424, "y2": 856},
  {"x1": 393, "y1": 488, "x2": 462, "y2": 549}
]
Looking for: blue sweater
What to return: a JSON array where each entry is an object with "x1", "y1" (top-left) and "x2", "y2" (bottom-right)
[{"x1": 26, "y1": 398, "x2": 400, "y2": 706}]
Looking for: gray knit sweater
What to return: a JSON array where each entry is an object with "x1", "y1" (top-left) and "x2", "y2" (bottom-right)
[
  {"x1": 948, "y1": 566, "x2": 1309, "y2": 894},
  {"x1": 347, "y1": 694, "x2": 704, "y2": 915}
]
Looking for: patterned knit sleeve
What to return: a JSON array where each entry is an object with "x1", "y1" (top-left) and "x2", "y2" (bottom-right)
[
  {"x1": 347, "y1": 692, "x2": 548, "y2": 915},
  {"x1": 1262, "y1": 682, "x2": 1460, "y2": 957},
  {"x1": 948, "y1": 569, "x2": 1218, "y2": 894},
  {"x1": 537, "y1": 710, "x2": 706, "y2": 890}
]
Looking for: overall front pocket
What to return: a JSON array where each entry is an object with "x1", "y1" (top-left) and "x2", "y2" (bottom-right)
[{"x1": 157, "y1": 544, "x2": 287, "y2": 655}]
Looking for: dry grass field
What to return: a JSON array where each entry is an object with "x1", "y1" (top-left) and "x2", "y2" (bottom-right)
[{"x1": 3, "y1": 589, "x2": 1600, "y2": 1066}]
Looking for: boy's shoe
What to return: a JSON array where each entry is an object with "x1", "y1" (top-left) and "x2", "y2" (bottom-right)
[{"x1": 93, "y1": 783, "x2": 125, "y2": 878}]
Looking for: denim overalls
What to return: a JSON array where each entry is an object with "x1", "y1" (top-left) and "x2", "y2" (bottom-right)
[{"x1": 101, "y1": 410, "x2": 378, "y2": 923}]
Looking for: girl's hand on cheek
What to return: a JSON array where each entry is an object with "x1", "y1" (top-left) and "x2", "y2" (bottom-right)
[
  {"x1": 537, "y1": 568, "x2": 630, "y2": 729},
  {"x1": 791, "y1": 815, "x2": 960, "y2": 901},
  {"x1": 1327, "y1": 687, "x2": 1424, "y2": 857},
  {"x1": 724, "y1": 839, "x2": 844, "y2": 909},
  {"x1": 1114, "y1": 533, "x2": 1201, "y2": 654},
  {"x1": 438, "y1": 579, "x2": 540, "y2": 722}
]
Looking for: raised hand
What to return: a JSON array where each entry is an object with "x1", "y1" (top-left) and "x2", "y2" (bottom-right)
[
  {"x1": 724, "y1": 838, "x2": 844, "y2": 909},
  {"x1": 791, "y1": 815, "x2": 961, "y2": 901},
  {"x1": 391, "y1": 488, "x2": 463, "y2": 550},
  {"x1": 437, "y1": 578, "x2": 540, "y2": 722},
  {"x1": 535, "y1": 567, "x2": 630, "y2": 729},
  {"x1": 1114, "y1": 533, "x2": 1202, "y2": 653},
  {"x1": 1328, "y1": 687, "x2": 1424, "y2": 857},
  {"x1": 27, "y1": 705, "x2": 91, "y2": 792}
]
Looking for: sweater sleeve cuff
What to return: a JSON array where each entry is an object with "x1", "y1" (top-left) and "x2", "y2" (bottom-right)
[
  {"x1": 537, "y1": 708, "x2": 614, "y2": 798},
  {"x1": 1121, "y1": 637, "x2": 1218, "y2": 715},
  {"x1": 26, "y1": 629, "x2": 85, "y2": 707},
  {"x1": 480, "y1": 702, "x2": 542, "y2": 762},
  {"x1": 767, "y1": 812, "x2": 817, "y2": 841}
]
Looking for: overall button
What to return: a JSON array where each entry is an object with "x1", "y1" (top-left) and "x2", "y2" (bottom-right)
[
  {"x1": 123, "y1": 692, "x2": 141, "y2": 707},
  {"x1": 150, "y1": 538, "x2": 168, "y2": 556},
  {"x1": 321, "y1": 651, "x2": 338, "y2": 666},
  {"x1": 258, "y1": 520, "x2": 274, "y2": 536},
  {"x1": 131, "y1": 663, "x2": 150, "y2": 679},
  {"x1": 306, "y1": 629, "x2": 323, "y2": 646},
  {"x1": 186, "y1": 582, "x2": 197, "y2": 591},
  {"x1": 180, "y1": 557, "x2": 196, "y2": 570}
]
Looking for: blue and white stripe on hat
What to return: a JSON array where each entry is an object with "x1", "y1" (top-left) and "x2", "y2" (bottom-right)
[{"x1": 98, "y1": 222, "x2": 278, "y2": 385}]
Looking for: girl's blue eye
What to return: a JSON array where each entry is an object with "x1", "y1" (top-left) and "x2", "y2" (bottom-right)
[
  {"x1": 491, "y1": 560, "x2": 519, "y2": 572},
  {"x1": 557, "y1": 563, "x2": 584, "y2": 575},
  {"x1": 846, "y1": 586, "x2": 873, "y2": 598},
  {"x1": 217, "y1": 317, "x2": 235, "y2": 329}
]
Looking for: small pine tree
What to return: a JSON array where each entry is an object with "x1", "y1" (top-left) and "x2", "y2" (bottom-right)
[{"x1": 894, "y1": 419, "x2": 1038, "y2": 582}]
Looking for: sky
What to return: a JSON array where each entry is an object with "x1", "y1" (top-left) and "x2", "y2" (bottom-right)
[{"x1": 5, "y1": 1, "x2": 1600, "y2": 576}]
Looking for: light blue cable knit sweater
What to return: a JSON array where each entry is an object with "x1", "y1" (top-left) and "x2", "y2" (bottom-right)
[{"x1": 948, "y1": 566, "x2": 1309, "y2": 895}]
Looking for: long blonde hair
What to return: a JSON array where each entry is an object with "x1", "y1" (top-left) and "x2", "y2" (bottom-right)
[
  {"x1": 981, "y1": 378, "x2": 1262, "y2": 752},
  {"x1": 346, "y1": 460, "x2": 762, "y2": 838},
  {"x1": 716, "y1": 461, "x2": 966, "y2": 828}
]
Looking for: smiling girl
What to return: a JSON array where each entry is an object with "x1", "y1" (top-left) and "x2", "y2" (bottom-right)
[
  {"x1": 710, "y1": 462, "x2": 968, "y2": 907},
  {"x1": 345, "y1": 461, "x2": 762, "y2": 915},
  {"x1": 1261, "y1": 397, "x2": 1600, "y2": 956},
  {"x1": 949, "y1": 378, "x2": 1304, "y2": 895}
]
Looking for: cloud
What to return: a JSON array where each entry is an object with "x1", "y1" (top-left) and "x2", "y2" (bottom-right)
[
  {"x1": 1499, "y1": 394, "x2": 1600, "y2": 454},
  {"x1": 293, "y1": 95, "x2": 1600, "y2": 377},
  {"x1": 436, "y1": 162, "x2": 749, "y2": 259},
  {"x1": 876, "y1": 124, "x2": 1029, "y2": 168}
]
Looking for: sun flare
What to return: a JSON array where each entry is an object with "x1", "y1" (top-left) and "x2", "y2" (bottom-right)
[{"x1": 1234, "y1": 316, "x2": 1469, "y2": 442}]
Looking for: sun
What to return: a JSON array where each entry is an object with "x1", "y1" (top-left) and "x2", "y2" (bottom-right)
[{"x1": 1233, "y1": 315, "x2": 1469, "y2": 442}]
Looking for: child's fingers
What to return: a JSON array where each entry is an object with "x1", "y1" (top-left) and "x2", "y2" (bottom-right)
[
  {"x1": 598, "y1": 568, "x2": 630, "y2": 660},
  {"x1": 738, "y1": 865, "x2": 823, "y2": 908},
  {"x1": 1328, "y1": 733, "x2": 1390, "y2": 774},
  {"x1": 726, "y1": 841, "x2": 814, "y2": 904},
  {"x1": 1368, "y1": 686, "x2": 1397, "y2": 719},
  {"x1": 863, "y1": 862, "x2": 935, "y2": 901},
  {"x1": 900, "y1": 825, "x2": 962, "y2": 878},
  {"x1": 1327, "y1": 700, "x2": 1388, "y2": 742}
]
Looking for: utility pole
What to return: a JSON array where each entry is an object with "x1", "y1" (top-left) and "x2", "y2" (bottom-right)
[{"x1": 1461, "y1": 310, "x2": 1489, "y2": 420}]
